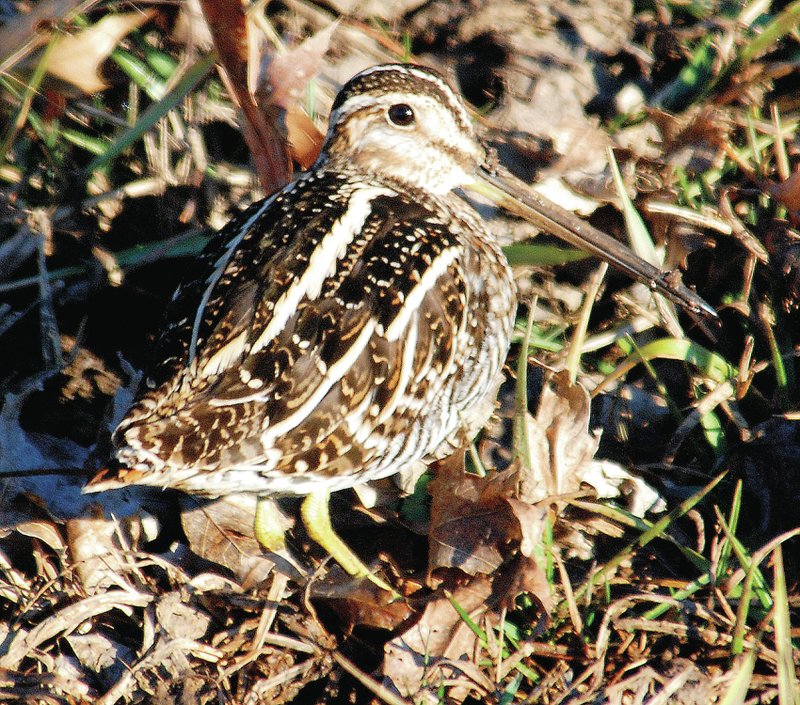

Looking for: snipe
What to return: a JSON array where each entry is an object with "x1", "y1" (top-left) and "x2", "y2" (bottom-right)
[{"x1": 85, "y1": 64, "x2": 714, "y2": 591}]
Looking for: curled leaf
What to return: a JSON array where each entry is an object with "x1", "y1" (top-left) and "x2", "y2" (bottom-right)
[{"x1": 45, "y1": 12, "x2": 153, "y2": 94}]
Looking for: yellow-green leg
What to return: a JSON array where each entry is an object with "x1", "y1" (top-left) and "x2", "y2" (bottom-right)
[
  {"x1": 300, "y1": 489, "x2": 398, "y2": 596},
  {"x1": 254, "y1": 497, "x2": 287, "y2": 551}
]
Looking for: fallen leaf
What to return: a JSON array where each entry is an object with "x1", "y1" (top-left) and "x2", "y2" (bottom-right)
[
  {"x1": 383, "y1": 574, "x2": 493, "y2": 703},
  {"x1": 286, "y1": 105, "x2": 324, "y2": 169},
  {"x1": 180, "y1": 494, "x2": 285, "y2": 587},
  {"x1": 648, "y1": 106, "x2": 728, "y2": 175},
  {"x1": 266, "y1": 22, "x2": 338, "y2": 109},
  {"x1": 156, "y1": 591, "x2": 212, "y2": 640},
  {"x1": 44, "y1": 12, "x2": 154, "y2": 94},
  {"x1": 768, "y1": 171, "x2": 800, "y2": 214},
  {"x1": 497, "y1": 554, "x2": 553, "y2": 614},
  {"x1": 65, "y1": 632, "x2": 135, "y2": 688},
  {"x1": 427, "y1": 451, "x2": 521, "y2": 577},
  {"x1": 382, "y1": 559, "x2": 551, "y2": 703},
  {"x1": 521, "y1": 370, "x2": 600, "y2": 503},
  {"x1": 66, "y1": 511, "x2": 140, "y2": 594},
  {"x1": 518, "y1": 370, "x2": 668, "y2": 560},
  {"x1": 262, "y1": 24, "x2": 334, "y2": 169},
  {"x1": 310, "y1": 570, "x2": 415, "y2": 631},
  {"x1": 505, "y1": 498, "x2": 549, "y2": 559},
  {"x1": 523, "y1": 370, "x2": 665, "y2": 516},
  {"x1": 15, "y1": 519, "x2": 64, "y2": 552},
  {"x1": 579, "y1": 458, "x2": 665, "y2": 517},
  {"x1": 426, "y1": 448, "x2": 553, "y2": 617}
]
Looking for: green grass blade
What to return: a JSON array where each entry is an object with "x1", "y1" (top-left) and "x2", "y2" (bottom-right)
[
  {"x1": 112, "y1": 48, "x2": 168, "y2": 100},
  {"x1": 717, "y1": 510, "x2": 773, "y2": 612},
  {"x1": 0, "y1": 34, "x2": 57, "y2": 168},
  {"x1": 652, "y1": 34, "x2": 717, "y2": 111},
  {"x1": 717, "y1": 480, "x2": 743, "y2": 579},
  {"x1": 503, "y1": 243, "x2": 590, "y2": 266},
  {"x1": 773, "y1": 545, "x2": 800, "y2": 705},
  {"x1": 86, "y1": 51, "x2": 217, "y2": 174},
  {"x1": 574, "y1": 471, "x2": 727, "y2": 604},
  {"x1": 513, "y1": 305, "x2": 536, "y2": 470},
  {"x1": 596, "y1": 337, "x2": 737, "y2": 396},
  {"x1": 719, "y1": 649, "x2": 757, "y2": 705}
]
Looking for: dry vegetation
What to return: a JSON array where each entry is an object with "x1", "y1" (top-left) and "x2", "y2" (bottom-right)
[{"x1": 2, "y1": 0, "x2": 800, "y2": 703}]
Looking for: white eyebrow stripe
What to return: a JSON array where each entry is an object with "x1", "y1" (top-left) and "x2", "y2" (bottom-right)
[{"x1": 351, "y1": 64, "x2": 471, "y2": 129}]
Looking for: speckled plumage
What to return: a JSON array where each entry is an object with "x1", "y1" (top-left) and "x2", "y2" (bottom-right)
[{"x1": 88, "y1": 64, "x2": 517, "y2": 500}]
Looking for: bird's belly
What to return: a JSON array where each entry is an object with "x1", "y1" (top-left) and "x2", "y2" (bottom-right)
[{"x1": 150, "y1": 353, "x2": 506, "y2": 499}]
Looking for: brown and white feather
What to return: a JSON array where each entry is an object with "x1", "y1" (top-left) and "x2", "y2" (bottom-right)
[{"x1": 85, "y1": 64, "x2": 516, "y2": 499}]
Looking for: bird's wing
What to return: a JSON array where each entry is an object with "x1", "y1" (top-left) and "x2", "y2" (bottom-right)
[
  {"x1": 143, "y1": 175, "x2": 355, "y2": 390},
  {"x1": 107, "y1": 183, "x2": 474, "y2": 493}
]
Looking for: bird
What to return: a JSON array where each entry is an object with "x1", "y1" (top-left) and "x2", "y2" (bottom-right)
[{"x1": 85, "y1": 63, "x2": 715, "y2": 591}]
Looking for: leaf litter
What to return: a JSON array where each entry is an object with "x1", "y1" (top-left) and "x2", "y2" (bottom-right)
[{"x1": 1, "y1": 0, "x2": 800, "y2": 703}]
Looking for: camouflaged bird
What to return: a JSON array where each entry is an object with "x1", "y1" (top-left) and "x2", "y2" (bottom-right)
[{"x1": 86, "y1": 63, "x2": 714, "y2": 587}]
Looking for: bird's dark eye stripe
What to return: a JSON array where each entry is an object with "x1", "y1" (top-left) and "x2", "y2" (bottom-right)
[{"x1": 387, "y1": 103, "x2": 415, "y2": 126}]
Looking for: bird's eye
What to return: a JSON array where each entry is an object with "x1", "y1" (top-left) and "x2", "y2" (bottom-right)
[{"x1": 387, "y1": 103, "x2": 415, "y2": 127}]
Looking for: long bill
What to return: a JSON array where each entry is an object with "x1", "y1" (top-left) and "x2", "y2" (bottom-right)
[{"x1": 467, "y1": 163, "x2": 718, "y2": 322}]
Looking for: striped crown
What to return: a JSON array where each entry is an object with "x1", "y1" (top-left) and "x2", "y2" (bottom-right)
[{"x1": 319, "y1": 64, "x2": 485, "y2": 195}]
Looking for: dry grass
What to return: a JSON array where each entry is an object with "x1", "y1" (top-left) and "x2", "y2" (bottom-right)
[{"x1": 2, "y1": 0, "x2": 800, "y2": 703}]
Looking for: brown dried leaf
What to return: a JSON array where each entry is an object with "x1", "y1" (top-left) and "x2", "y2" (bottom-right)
[
  {"x1": 648, "y1": 107, "x2": 728, "y2": 174},
  {"x1": 65, "y1": 632, "x2": 135, "y2": 684},
  {"x1": 383, "y1": 560, "x2": 551, "y2": 702},
  {"x1": 520, "y1": 369, "x2": 600, "y2": 503},
  {"x1": 44, "y1": 12, "x2": 154, "y2": 94},
  {"x1": 523, "y1": 371, "x2": 665, "y2": 518},
  {"x1": 383, "y1": 575, "x2": 493, "y2": 701},
  {"x1": 310, "y1": 572, "x2": 415, "y2": 631},
  {"x1": 66, "y1": 512, "x2": 139, "y2": 594},
  {"x1": 266, "y1": 22, "x2": 337, "y2": 109},
  {"x1": 156, "y1": 592, "x2": 212, "y2": 640},
  {"x1": 768, "y1": 171, "x2": 800, "y2": 214},
  {"x1": 518, "y1": 371, "x2": 666, "y2": 560},
  {"x1": 262, "y1": 24, "x2": 333, "y2": 169},
  {"x1": 499, "y1": 554, "x2": 553, "y2": 613},
  {"x1": 286, "y1": 104, "x2": 324, "y2": 169},
  {"x1": 180, "y1": 494, "x2": 280, "y2": 586},
  {"x1": 505, "y1": 498, "x2": 548, "y2": 559},
  {"x1": 424, "y1": 449, "x2": 553, "y2": 653},
  {"x1": 199, "y1": 2, "x2": 331, "y2": 186},
  {"x1": 427, "y1": 452, "x2": 521, "y2": 577},
  {"x1": 15, "y1": 520, "x2": 64, "y2": 552}
]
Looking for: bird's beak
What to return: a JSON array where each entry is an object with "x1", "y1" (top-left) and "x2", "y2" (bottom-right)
[{"x1": 466, "y1": 162, "x2": 717, "y2": 322}]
